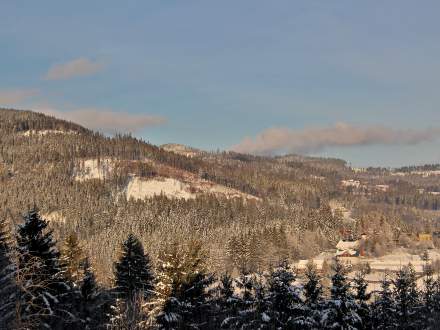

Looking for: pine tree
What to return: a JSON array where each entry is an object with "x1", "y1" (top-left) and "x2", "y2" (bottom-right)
[
  {"x1": 0, "y1": 217, "x2": 16, "y2": 329},
  {"x1": 114, "y1": 233, "x2": 155, "y2": 300},
  {"x1": 352, "y1": 271, "x2": 371, "y2": 329},
  {"x1": 60, "y1": 232, "x2": 85, "y2": 285},
  {"x1": 372, "y1": 274, "x2": 397, "y2": 329},
  {"x1": 300, "y1": 261, "x2": 323, "y2": 328},
  {"x1": 113, "y1": 234, "x2": 155, "y2": 328},
  {"x1": 393, "y1": 264, "x2": 421, "y2": 329},
  {"x1": 217, "y1": 273, "x2": 240, "y2": 329},
  {"x1": 156, "y1": 240, "x2": 215, "y2": 329},
  {"x1": 321, "y1": 259, "x2": 361, "y2": 329},
  {"x1": 16, "y1": 209, "x2": 78, "y2": 329},
  {"x1": 80, "y1": 258, "x2": 109, "y2": 329},
  {"x1": 233, "y1": 270, "x2": 258, "y2": 329},
  {"x1": 422, "y1": 259, "x2": 437, "y2": 326},
  {"x1": 264, "y1": 260, "x2": 302, "y2": 328},
  {"x1": 303, "y1": 261, "x2": 322, "y2": 306}
]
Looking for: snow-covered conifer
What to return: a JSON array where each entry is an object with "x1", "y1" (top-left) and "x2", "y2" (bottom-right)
[
  {"x1": 16, "y1": 209, "x2": 78, "y2": 328},
  {"x1": 320, "y1": 259, "x2": 361, "y2": 329}
]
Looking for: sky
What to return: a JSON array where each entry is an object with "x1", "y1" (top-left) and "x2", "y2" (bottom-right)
[{"x1": 1, "y1": 1, "x2": 440, "y2": 167}]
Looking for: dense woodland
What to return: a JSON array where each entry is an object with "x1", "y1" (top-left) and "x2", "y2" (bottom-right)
[
  {"x1": 2, "y1": 108, "x2": 440, "y2": 328},
  {"x1": 2, "y1": 210, "x2": 440, "y2": 329}
]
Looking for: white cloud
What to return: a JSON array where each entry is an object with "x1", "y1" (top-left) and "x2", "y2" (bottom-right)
[
  {"x1": 40, "y1": 107, "x2": 166, "y2": 133},
  {"x1": 44, "y1": 58, "x2": 104, "y2": 80},
  {"x1": 231, "y1": 122, "x2": 440, "y2": 155},
  {"x1": 0, "y1": 89, "x2": 39, "y2": 106}
]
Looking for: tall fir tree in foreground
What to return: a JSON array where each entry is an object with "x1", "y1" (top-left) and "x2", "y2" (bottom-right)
[
  {"x1": 393, "y1": 264, "x2": 421, "y2": 329},
  {"x1": 264, "y1": 260, "x2": 302, "y2": 328},
  {"x1": 16, "y1": 209, "x2": 78, "y2": 329},
  {"x1": 216, "y1": 273, "x2": 240, "y2": 328},
  {"x1": 114, "y1": 234, "x2": 155, "y2": 300},
  {"x1": 111, "y1": 233, "x2": 155, "y2": 328},
  {"x1": 353, "y1": 271, "x2": 372, "y2": 329},
  {"x1": 0, "y1": 217, "x2": 17, "y2": 329},
  {"x1": 156, "y1": 240, "x2": 213, "y2": 329},
  {"x1": 321, "y1": 259, "x2": 361, "y2": 329},
  {"x1": 81, "y1": 258, "x2": 109, "y2": 329},
  {"x1": 300, "y1": 261, "x2": 323, "y2": 328},
  {"x1": 372, "y1": 274, "x2": 397, "y2": 329}
]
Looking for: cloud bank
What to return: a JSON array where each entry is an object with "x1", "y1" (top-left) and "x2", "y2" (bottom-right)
[
  {"x1": 41, "y1": 108, "x2": 166, "y2": 133},
  {"x1": 231, "y1": 123, "x2": 440, "y2": 155},
  {"x1": 44, "y1": 58, "x2": 104, "y2": 80},
  {"x1": 0, "y1": 89, "x2": 39, "y2": 105}
]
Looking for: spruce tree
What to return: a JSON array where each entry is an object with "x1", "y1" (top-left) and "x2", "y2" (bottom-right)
[
  {"x1": 303, "y1": 261, "x2": 323, "y2": 306},
  {"x1": 0, "y1": 217, "x2": 16, "y2": 329},
  {"x1": 264, "y1": 260, "x2": 302, "y2": 328},
  {"x1": 372, "y1": 274, "x2": 397, "y2": 329},
  {"x1": 156, "y1": 240, "x2": 214, "y2": 329},
  {"x1": 421, "y1": 255, "x2": 437, "y2": 327},
  {"x1": 113, "y1": 234, "x2": 154, "y2": 328},
  {"x1": 217, "y1": 273, "x2": 240, "y2": 328},
  {"x1": 114, "y1": 233, "x2": 154, "y2": 300},
  {"x1": 321, "y1": 259, "x2": 361, "y2": 329},
  {"x1": 81, "y1": 258, "x2": 108, "y2": 329},
  {"x1": 233, "y1": 270, "x2": 258, "y2": 329},
  {"x1": 16, "y1": 209, "x2": 77, "y2": 329},
  {"x1": 301, "y1": 261, "x2": 323, "y2": 328},
  {"x1": 353, "y1": 271, "x2": 371, "y2": 329},
  {"x1": 393, "y1": 264, "x2": 420, "y2": 329}
]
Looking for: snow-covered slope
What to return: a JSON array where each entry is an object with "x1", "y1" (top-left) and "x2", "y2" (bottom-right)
[
  {"x1": 74, "y1": 158, "x2": 113, "y2": 181},
  {"x1": 73, "y1": 158, "x2": 259, "y2": 201},
  {"x1": 161, "y1": 143, "x2": 200, "y2": 157},
  {"x1": 21, "y1": 129, "x2": 77, "y2": 136},
  {"x1": 126, "y1": 177, "x2": 196, "y2": 200}
]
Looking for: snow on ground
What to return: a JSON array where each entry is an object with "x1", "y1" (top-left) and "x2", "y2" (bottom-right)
[
  {"x1": 297, "y1": 248, "x2": 440, "y2": 293},
  {"x1": 21, "y1": 129, "x2": 76, "y2": 136},
  {"x1": 196, "y1": 179, "x2": 259, "y2": 201},
  {"x1": 41, "y1": 211, "x2": 66, "y2": 224},
  {"x1": 161, "y1": 143, "x2": 200, "y2": 158},
  {"x1": 74, "y1": 158, "x2": 259, "y2": 201},
  {"x1": 126, "y1": 177, "x2": 196, "y2": 200},
  {"x1": 364, "y1": 248, "x2": 438, "y2": 273},
  {"x1": 74, "y1": 158, "x2": 114, "y2": 181}
]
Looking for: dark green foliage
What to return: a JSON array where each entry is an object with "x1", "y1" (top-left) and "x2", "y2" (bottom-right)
[
  {"x1": 264, "y1": 260, "x2": 302, "y2": 328},
  {"x1": 393, "y1": 265, "x2": 421, "y2": 329},
  {"x1": 80, "y1": 258, "x2": 110, "y2": 329},
  {"x1": 372, "y1": 274, "x2": 397, "y2": 329},
  {"x1": 321, "y1": 260, "x2": 362, "y2": 329},
  {"x1": 353, "y1": 271, "x2": 372, "y2": 329},
  {"x1": 156, "y1": 241, "x2": 214, "y2": 329},
  {"x1": 16, "y1": 209, "x2": 78, "y2": 329},
  {"x1": 114, "y1": 233, "x2": 154, "y2": 300},
  {"x1": 303, "y1": 261, "x2": 323, "y2": 306}
]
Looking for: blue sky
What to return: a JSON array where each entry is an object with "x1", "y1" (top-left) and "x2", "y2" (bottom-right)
[{"x1": 1, "y1": 1, "x2": 440, "y2": 167}]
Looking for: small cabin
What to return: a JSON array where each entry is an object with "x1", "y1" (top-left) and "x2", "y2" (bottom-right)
[{"x1": 418, "y1": 233, "x2": 433, "y2": 242}]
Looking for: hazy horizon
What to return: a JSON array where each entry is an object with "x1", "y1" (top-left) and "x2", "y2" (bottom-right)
[{"x1": 1, "y1": 1, "x2": 440, "y2": 167}]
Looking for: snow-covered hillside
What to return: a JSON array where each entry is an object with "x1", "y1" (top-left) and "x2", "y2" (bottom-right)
[
  {"x1": 21, "y1": 129, "x2": 77, "y2": 137},
  {"x1": 126, "y1": 177, "x2": 196, "y2": 200},
  {"x1": 74, "y1": 158, "x2": 114, "y2": 181},
  {"x1": 73, "y1": 158, "x2": 259, "y2": 201}
]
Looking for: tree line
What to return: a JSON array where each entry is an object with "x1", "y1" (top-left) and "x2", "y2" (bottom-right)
[{"x1": 2, "y1": 209, "x2": 440, "y2": 329}]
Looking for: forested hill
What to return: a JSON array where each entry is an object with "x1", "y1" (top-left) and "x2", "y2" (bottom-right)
[
  {"x1": 1, "y1": 107, "x2": 440, "y2": 284},
  {"x1": 0, "y1": 108, "x2": 91, "y2": 134}
]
